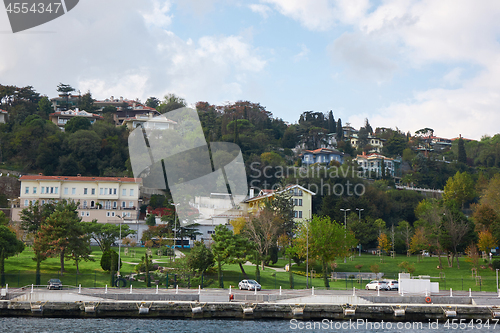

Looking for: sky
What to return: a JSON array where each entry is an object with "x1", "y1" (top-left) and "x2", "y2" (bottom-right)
[{"x1": 1, "y1": 0, "x2": 500, "y2": 140}]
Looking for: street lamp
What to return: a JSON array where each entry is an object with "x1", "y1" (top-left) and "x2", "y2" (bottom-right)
[
  {"x1": 340, "y1": 209, "x2": 350, "y2": 263},
  {"x1": 356, "y1": 208, "x2": 364, "y2": 257},
  {"x1": 306, "y1": 211, "x2": 310, "y2": 289},
  {"x1": 117, "y1": 215, "x2": 123, "y2": 276},
  {"x1": 170, "y1": 203, "x2": 179, "y2": 262}
]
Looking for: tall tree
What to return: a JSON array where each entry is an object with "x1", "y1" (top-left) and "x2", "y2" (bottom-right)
[
  {"x1": 0, "y1": 226, "x2": 25, "y2": 286},
  {"x1": 56, "y1": 83, "x2": 75, "y2": 111},
  {"x1": 442, "y1": 209, "x2": 469, "y2": 268},
  {"x1": 211, "y1": 224, "x2": 233, "y2": 288},
  {"x1": 157, "y1": 93, "x2": 186, "y2": 114},
  {"x1": 443, "y1": 171, "x2": 475, "y2": 209},
  {"x1": 82, "y1": 221, "x2": 135, "y2": 253},
  {"x1": 457, "y1": 137, "x2": 467, "y2": 164},
  {"x1": 293, "y1": 215, "x2": 357, "y2": 288},
  {"x1": 336, "y1": 118, "x2": 343, "y2": 140},
  {"x1": 328, "y1": 110, "x2": 336, "y2": 133}
]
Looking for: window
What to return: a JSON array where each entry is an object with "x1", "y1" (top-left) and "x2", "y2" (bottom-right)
[
  {"x1": 33, "y1": 187, "x2": 37, "y2": 194},
  {"x1": 113, "y1": 201, "x2": 117, "y2": 209},
  {"x1": 127, "y1": 212, "x2": 131, "y2": 217},
  {"x1": 122, "y1": 189, "x2": 126, "y2": 196},
  {"x1": 41, "y1": 187, "x2": 45, "y2": 194},
  {"x1": 86, "y1": 212, "x2": 90, "y2": 217},
  {"x1": 71, "y1": 188, "x2": 76, "y2": 195},
  {"x1": 64, "y1": 187, "x2": 68, "y2": 195},
  {"x1": 121, "y1": 201, "x2": 126, "y2": 208},
  {"x1": 113, "y1": 188, "x2": 117, "y2": 195},
  {"x1": 91, "y1": 201, "x2": 95, "y2": 208},
  {"x1": 84, "y1": 188, "x2": 88, "y2": 195},
  {"x1": 91, "y1": 188, "x2": 95, "y2": 195},
  {"x1": 111, "y1": 212, "x2": 115, "y2": 217},
  {"x1": 298, "y1": 199, "x2": 303, "y2": 206},
  {"x1": 99, "y1": 188, "x2": 103, "y2": 195},
  {"x1": 122, "y1": 212, "x2": 126, "y2": 217},
  {"x1": 106, "y1": 211, "x2": 110, "y2": 217},
  {"x1": 41, "y1": 200, "x2": 45, "y2": 205},
  {"x1": 105, "y1": 201, "x2": 111, "y2": 209},
  {"x1": 129, "y1": 201, "x2": 133, "y2": 208},
  {"x1": 81, "y1": 211, "x2": 85, "y2": 217},
  {"x1": 83, "y1": 201, "x2": 87, "y2": 208},
  {"x1": 50, "y1": 187, "x2": 54, "y2": 194},
  {"x1": 25, "y1": 187, "x2": 29, "y2": 194},
  {"x1": 298, "y1": 211, "x2": 303, "y2": 218},
  {"x1": 24, "y1": 199, "x2": 29, "y2": 206},
  {"x1": 54, "y1": 187, "x2": 58, "y2": 194},
  {"x1": 208, "y1": 230, "x2": 215, "y2": 235},
  {"x1": 294, "y1": 211, "x2": 298, "y2": 218},
  {"x1": 130, "y1": 189, "x2": 134, "y2": 196}
]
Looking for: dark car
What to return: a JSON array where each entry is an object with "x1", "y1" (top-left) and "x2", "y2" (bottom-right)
[{"x1": 47, "y1": 279, "x2": 62, "y2": 290}]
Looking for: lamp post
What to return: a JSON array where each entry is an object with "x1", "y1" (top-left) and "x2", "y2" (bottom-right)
[
  {"x1": 306, "y1": 218, "x2": 309, "y2": 289},
  {"x1": 340, "y1": 209, "x2": 350, "y2": 263},
  {"x1": 117, "y1": 215, "x2": 123, "y2": 276},
  {"x1": 171, "y1": 203, "x2": 179, "y2": 262},
  {"x1": 356, "y1": 208, "x2": 363, "y2": 257}
]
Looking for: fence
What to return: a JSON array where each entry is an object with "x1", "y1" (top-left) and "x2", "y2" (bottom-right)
[{"x1": 2, "y1": 271, "x2": 499, "y2": 292}]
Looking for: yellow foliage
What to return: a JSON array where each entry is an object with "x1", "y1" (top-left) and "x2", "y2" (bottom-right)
[
  {"x1": 229, "y1": 217, "x2": 246, "y2": 235},
  {"x1": 478, "y1": 230, "x2": 496, "y2": 253},
  {"x1": 377, "y1": 233, "x2": 391, "y2": 254}
]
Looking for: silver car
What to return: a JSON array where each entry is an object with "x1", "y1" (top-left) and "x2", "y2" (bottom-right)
[
  {"x1": 365, "y1": 280, "x2": 389, "y2": 290},
  {"x1": 384, "y1": 280, "x2": 398, "y2": 290},
  {"x1": 238, "y1": 279, "x2": 261, "y2": 291}
]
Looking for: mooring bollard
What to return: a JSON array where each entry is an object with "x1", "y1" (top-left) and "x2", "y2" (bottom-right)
[
  {"x1": 377, "y1": 285, "x2": 380, "y2": 297},
  {"x1": 312, "y1": 286, "x2": 314, "y2": 296},
  {"x1": 450, "y1": 288, "x2": 453, "y2": 297},
  {"x1": 31, "y1": 284, "x2": 34, "y2": 294},
  {"x1": 353, "y1": 287, "x2": 356, "y2": 296},
  {"x1": 498, "y1": 289, "x2": 500, "y2": 298},
  {"x1": 78, "y1": 284, "x2": 81, "y2": 294},
  {"x1": 425, "y1": 289, "x2": 428, "y2": 297},
  {"x1": 254, "y1": 286, "x2": 257, "y2": 295},
  {"x1": 198, "y1": 285, "x2": 201, "y2": 295},
  {"x1": 5, "y1": 284, "x2": 7, "y2": 293},
  {"x1": 279, "y1": 286, "x2": 282, "y2": 295},
  {"x1": 105, "y1": 285, "x2": 108, "y2": 294},
  {"x1": 156, "y1": 285, "x2": 159, "y2": 294},
  {"x1": 469, "y1": 288, "x2": 471, "y2": 297},
  {"x1": 229, "y1": 285, "x2": 231, "y2": 294},
  {"x1": 176, "y1": 285, "x2": 178, "y2": 294},
  {"x1": 130, "y1": 285, "x2": 133, "y2": 294}
]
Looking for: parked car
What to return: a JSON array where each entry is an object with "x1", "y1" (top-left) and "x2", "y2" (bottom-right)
[
  {"x1": 47, "y1": 279, "x2": 62, "y2": 290},
  {"x1": 238, "y1": 279, "x2": 261, "y2": 291},
  {"x1": 365, "y1": 280, "x2": 389, "y2": 290},
  {"x1": 384, "y1": 280, "x2": 398, "y2": 291}
]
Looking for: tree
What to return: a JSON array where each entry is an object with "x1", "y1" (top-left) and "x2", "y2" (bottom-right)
[
  {"x1": 457, "y1": 137, "x2": 467, "y2": 164},
  {"x1": 0, "y1": 226, "x2": 25, "y2": 286},
  {"x1": 146, "y1": 214, "x2": 156, "y2": 226},
  {"x1": 409, "y1": 227, "x2": 428, "y2": 262},
  {"x1": 442, "y1": 209, "x2": 469, "y2": 268},
  {"x1": 377, "y1": 233, "x2": 391, "y2": 255},
  {"x1": 34, "y1": 201, "x2": 84, "y2": 274},
  {"x1": 293, "y1": 216, "x2": 357, "y2": 288},
  {"x1": 146, "y1": 97, "x2": 160, "y2": 109},
  {"x1": 396, "y1": 221, "x2": 413, "y2": 255},
  {"x1": 64, "y1": 116, "x2": 92, "y2": 133},
  {"x1": 82, "y1": 221, "x2": 135, "y2": 253},
  {"x1": 78, "y1": 91, "x2": 96, "y2": 112},
  {"x1": 37, "y1": 96, "x2": 52, "y2": 119},
  {"x1": 157, "y1": 93, "x2": 186, "y2": 114},
  {"x1": 328, "y1": 110, "x2": 336, "y2": 133},
  {"x1": 186, "y1": 241, "x2": 214, "y2": 275},
  {"x1": 211, "y1": 224, "x2": 233, "y2": 288},
  {"x1": 443, "y1": 171, "x2": 475, "y2": 209},
  {"x1": 19, "y1": 201, "x2": 55, "y2": 284},
  {"x1": 244, "y1": 206, "x2": 281, "y2": 270},
  {"x1": 478, "y1": 230, "x2": 496, "y2": 257},
  {"x1": 100, "y1": 250, "x2": 121, "y2": 272},
  {"x1": 56, "y1": 83, "x2": 75, "y2": 111},
  {"x1": 336, "y1": 118, "x2": 343, "y2": 140}
]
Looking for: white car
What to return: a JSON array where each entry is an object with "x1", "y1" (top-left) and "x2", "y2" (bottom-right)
[
  {"x1": 383, "y1": 280, "x2": 398, "y2": 290},
  {"x1": 365, "y1": 280, "x2": 389, "y2": 290},
  {"x1": 238, "y1": 279, "x2": 261, "y2": 291}
]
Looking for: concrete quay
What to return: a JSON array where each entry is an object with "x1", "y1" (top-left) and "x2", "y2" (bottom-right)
[{"x1": 1, "y1": 287, "x2": 500, "y2": 321}]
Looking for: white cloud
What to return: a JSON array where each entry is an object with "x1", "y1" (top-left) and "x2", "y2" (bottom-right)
[
  {"x1": 249, "y1": 4, "x2": 272, "y2": 18},
  {"x1": 292, "y1": 44, "x2": 310, "y2": 62},
  {"x1": 0, "y1": 0, "x2": 266, "y2": 106},
  {"x1": 442, "y1": 68, "x2": 463, "y2": 86},
  {"x1": 330, "y1": 32, "x2": 397, "y2": 82}
]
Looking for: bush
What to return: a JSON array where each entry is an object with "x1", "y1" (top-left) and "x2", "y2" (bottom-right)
[
  {"x1": 100, "y1": 250, "x2": 121, "y2": 272},
  {"x1": 492, "y1": 260, "x2": 500, "y2": 270},
  {"x1": 161, "y1": 247, "x2": 174, "y2": 256}
]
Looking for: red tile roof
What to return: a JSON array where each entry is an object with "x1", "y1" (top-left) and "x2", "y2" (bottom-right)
[{"x1": 20, "y1": 175, "x2": 141, "y2": 183}]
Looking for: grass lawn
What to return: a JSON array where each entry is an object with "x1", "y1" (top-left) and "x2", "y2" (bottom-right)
[{"x1": 3, "y1": 247, "x2": 499, "y2": 291}]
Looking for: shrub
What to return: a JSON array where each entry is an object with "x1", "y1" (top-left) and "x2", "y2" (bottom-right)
[
  {"x1": 492, "y1": 260, "x2": 500, "y2": 270},
  {"x1": 100, "y1": 250, "x2": 121, "y2": 272}
]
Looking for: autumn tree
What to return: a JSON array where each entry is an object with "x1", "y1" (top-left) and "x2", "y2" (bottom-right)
[
  {"x1": 409, "y1": 227, "x2": 428, "y2": 263},
  {"x1": 443, "y1": 171, "x2": 475, "y2": 209},
  {"x1": 478, "y1": 230, "x2": 496, "y2": 256},
  {"x1": 414, "y1": 199, "x2": 445, "y2": 266},
  {"x1": 377, "y1": 233, "x2": 391, "y2": 255}
]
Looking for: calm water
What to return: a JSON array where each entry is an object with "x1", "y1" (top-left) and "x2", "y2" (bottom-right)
[{"x1": 0, "y1": 318, "x2": 498, "y2": 333}]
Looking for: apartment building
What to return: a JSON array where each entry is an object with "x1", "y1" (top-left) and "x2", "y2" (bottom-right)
[{"x1": 12, "y1": 174, "x2": 142, "y2": 224}]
